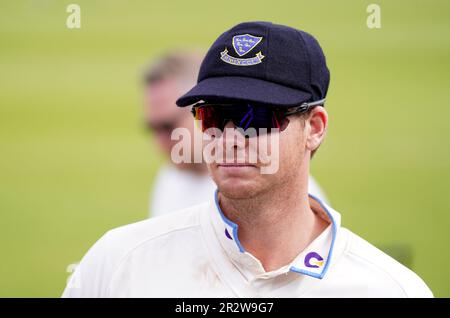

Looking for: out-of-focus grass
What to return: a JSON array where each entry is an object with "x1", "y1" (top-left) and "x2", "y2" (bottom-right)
[{"x1": 0, "y1": 0, "x2": 449, "y2": 297}]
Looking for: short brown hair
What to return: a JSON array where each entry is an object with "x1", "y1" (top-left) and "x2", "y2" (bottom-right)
[{"x1": 143, "y1": 49, "x2": 204, "y2": 85}]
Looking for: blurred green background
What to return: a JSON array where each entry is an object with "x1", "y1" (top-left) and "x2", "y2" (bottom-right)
[{"x1": 0, "y1": 0, "x2": 449, "y2": 297}]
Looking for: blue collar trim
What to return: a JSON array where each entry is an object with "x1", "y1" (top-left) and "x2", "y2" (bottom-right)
[
  {"x1": 289, "y1": 193, "x2": 337, "y2": 279},
  {"x1": 214, "y1": 189, "x2": 245, "y2": 253}
]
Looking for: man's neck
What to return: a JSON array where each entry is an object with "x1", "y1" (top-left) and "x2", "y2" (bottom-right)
[{"x1": 218, "y1": 175, "x2": 329, "y2": 272}]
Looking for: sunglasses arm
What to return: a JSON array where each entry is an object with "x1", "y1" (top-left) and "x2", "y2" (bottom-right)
[{"x1": 284, "y1": 98, "x2": 326, "y2": 116}]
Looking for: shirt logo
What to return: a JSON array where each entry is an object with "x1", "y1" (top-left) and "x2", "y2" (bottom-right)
[
  {"x1": 220, "y1": 34, "x2": 264, "y2": 66},
  {"x1": 224, "y1": 228, "x2": 233, "y2": 240},
  {"x1": 304, "y1": 252, "x2": 324, "y2": 268}
]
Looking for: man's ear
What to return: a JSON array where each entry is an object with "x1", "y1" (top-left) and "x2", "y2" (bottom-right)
[{"x1": 305, "y1": 106, "x2": 328, "y2": 153}]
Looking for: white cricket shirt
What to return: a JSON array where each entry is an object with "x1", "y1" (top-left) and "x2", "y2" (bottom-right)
[{"x1": 63, "y1": 191, "x2": 433, "y2": 298}]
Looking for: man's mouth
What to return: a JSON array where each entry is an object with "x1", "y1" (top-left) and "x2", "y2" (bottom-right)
[
  {"x1": 217, "y1": 163, "x2": 257, "y2": 168},
  {"x1": 216, "y1": 163, "x2": 259, "y2": 176}
]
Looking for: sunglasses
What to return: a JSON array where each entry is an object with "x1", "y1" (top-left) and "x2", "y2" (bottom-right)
[
  {"x1": 145, "y1": 121, "x2": 178, "y2": 134},
  {"x1": 145, "y1": 111, "x2": 188, "y2": 134},
  {"x1": 191, "y1": 99, "x2": 325, "y2": 135}
]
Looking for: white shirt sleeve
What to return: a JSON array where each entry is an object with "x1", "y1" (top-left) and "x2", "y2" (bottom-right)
[{"x1": 62, "y1": 232, "x2": 115, "y2": 298}]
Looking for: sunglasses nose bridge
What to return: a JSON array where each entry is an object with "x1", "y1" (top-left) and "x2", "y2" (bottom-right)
[{"x1": 222, "y1": 118, "x2": 237, "y2": 130}]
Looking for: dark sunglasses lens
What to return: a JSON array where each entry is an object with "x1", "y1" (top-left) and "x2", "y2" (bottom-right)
[
  {"x1": 272, "y1": 110, "x2": 290, "y2": 132},
  {"x1": 146, "y1": 122, "x2": 175, "y2": 133},
  {"x1": 239, "y1": 107, "x2": 289, "y2": 133},
  {"x1": 194, "y1": 104, "x2": 290, "y2": 134},
  {"x1": 195, "y1": 106, "x2": 220, "y2": 132}
]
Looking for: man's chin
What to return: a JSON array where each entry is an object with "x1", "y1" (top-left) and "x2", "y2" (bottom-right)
[{"x1": 216, "y1": 178, "x2": 263, "y2": 200}]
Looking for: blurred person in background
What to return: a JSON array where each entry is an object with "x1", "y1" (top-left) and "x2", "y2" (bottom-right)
[
  {"x1": 143, "y1": 50, "x2": 216, "y2": 217},
  {"x1": 143, "y1": 49, "x2": 328, "y2": 218}
]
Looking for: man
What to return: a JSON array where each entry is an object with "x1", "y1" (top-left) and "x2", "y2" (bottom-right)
[
  {"x1": 143, "y1": 50, "x2": 328, "y2": 217},
  {"x1": 63, "y1": 22, "x2": 432, "y2": 297},
  {"x1": 143, "y1": 51, "x2": 216, "y2": 217}
]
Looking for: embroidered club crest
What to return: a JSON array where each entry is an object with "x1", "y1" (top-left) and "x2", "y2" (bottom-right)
[
  {"x1": 220, "y1": 33, "x2": 265, "y2": 66},
  {"x1": 232, "y1": 34, "x2": 262, "y2": 56}
]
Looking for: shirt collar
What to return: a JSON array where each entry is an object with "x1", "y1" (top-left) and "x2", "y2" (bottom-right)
[{"x1": 210, "y1": 189, "x2": 341, "y2": 280}]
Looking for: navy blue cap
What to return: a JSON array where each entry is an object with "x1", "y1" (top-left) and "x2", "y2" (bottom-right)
[{"x1": 176, "y1": 21, "x2": 330, "y2": 107}]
